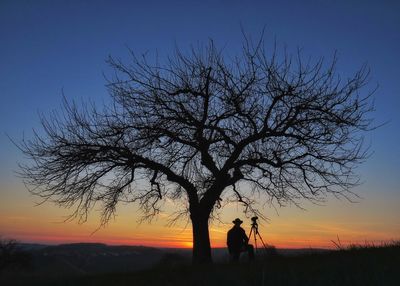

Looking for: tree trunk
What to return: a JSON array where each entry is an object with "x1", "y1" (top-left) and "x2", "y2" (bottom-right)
[{"x1": 191, "y1": 212, "x2": 212, "y2": 264}]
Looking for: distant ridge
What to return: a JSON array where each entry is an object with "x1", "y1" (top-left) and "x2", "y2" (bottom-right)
[
  {"x1": 20, "y1": 243, "x2": 167, "y2": 275},
  {"x1": 16, "y1": 242, "x2": 331, "y2": 274},
  {"x1": 4, "y1": 241, "x2": 399, "y2": 286}
]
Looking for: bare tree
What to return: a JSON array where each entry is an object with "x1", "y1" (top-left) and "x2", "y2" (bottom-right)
[{"x1": 17, "y1": 38, "x2": 374, "y2": 264}]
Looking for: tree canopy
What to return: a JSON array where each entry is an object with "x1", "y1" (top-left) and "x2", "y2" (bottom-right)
[{"x1": 18, "y1": 38, "x2": 374, "y2": 263}]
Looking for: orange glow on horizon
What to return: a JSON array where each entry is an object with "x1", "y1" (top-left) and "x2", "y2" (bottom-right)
[
  {"x1": 1, "y1": 184, "x2": 399, "y2": 250},
  {"x1": 1, "y1": 213, "x2": 399, "y2": 249},
  {"x1": 181, "y1": 241, "x2": 193, "y2": 248},
  {"x1": 7, "y1": 225, "x2": 400, "y2": 249},
  {"x1": 9, "y1": 233, "x2": 398, "y2": 250}
]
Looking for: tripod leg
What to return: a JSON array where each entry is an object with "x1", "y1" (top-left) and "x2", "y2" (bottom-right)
[
  {"x1": 248, "y1": 227, "x2": 254, "y2": 241},
  {"x1": 249, "y1": 226, "x2": 257, "y2": 251},
  {"x1": 253, "y1": 227, "x2": 257, "y2": 251},
  {"x1": 256, "y1": 230, "x2": 268, "y2": 249}
]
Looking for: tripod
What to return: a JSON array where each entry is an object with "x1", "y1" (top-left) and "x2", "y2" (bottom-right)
[{"x1": 248, "y1": 217, "x2": 267, "y2": 252}]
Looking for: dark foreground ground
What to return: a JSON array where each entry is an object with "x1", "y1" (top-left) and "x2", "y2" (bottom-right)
[{"x1": 1, "y1": 242, "x2": 399, "y2": 286}]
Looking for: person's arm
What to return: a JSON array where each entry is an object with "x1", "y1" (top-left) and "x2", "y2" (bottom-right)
[
  {"x1": 242, "y1": 228, "x2": 249, "y2": 245},
  {"x1": 227, "y1": 231, "x2": 232, "y2": 252}
]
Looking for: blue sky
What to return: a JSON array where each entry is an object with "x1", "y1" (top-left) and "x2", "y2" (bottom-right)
[{"x1": 0, "y1": 0, "x2": 399, "y2": 246}]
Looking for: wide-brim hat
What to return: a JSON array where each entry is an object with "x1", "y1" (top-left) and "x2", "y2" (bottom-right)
[{"x1": 232, "y1": 218, "x2": 243, "y2": 224}]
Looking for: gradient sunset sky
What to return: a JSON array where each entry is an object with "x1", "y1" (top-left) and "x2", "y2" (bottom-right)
[{"x1": 1, "y1": 0, "x2": 399, "y2": 249}]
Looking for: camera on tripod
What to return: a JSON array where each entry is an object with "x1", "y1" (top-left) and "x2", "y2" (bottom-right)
[
  {"x1": 248, "y1": 216, "x2": 267, "y2": 252},
  {"x1": 251, "y1": 216, "x2": 258, "y2": 227}
]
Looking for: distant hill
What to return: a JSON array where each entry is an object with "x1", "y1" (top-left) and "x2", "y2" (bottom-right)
[
  {"x1": 13, "y1": 242, "x2": 331, "y2": 275},
  {"x1": 3, "y1": 242, "x2": 399, "y2": 286},
  {"x1": 20, "y1": 243, "x2": 169, "y2": 275},
  {"x1": 17, "y1": 243, "x2": 48, "y2": 251},
  {"x1": 13, "y1": 242, "x2": 332, "y2": 275}
]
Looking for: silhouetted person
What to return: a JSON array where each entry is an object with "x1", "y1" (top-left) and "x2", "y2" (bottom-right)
[{"x1": 227, "y1": 218, "x2": 254, "y2": 261}]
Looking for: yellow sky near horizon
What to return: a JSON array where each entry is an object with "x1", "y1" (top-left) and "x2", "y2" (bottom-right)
[{"x1": 1, "y1": 179, "x2": 399, "y2": 249}]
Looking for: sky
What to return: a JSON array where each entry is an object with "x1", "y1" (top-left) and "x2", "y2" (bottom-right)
[{"x1": 0, "y1": 0, "x2": 399, "y2": 249}]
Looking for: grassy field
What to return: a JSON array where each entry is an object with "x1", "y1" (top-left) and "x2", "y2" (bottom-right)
[{"x1": 2, "y1": 242, "x2": 399, "y2": 286}]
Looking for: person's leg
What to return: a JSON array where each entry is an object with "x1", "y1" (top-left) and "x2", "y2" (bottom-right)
[
  {"x1": 231, "y1": 251, "x2": 240, "y2": 262},
  {"x1": 246, "y1": 244, "x2": 255, "y2": 261}
]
